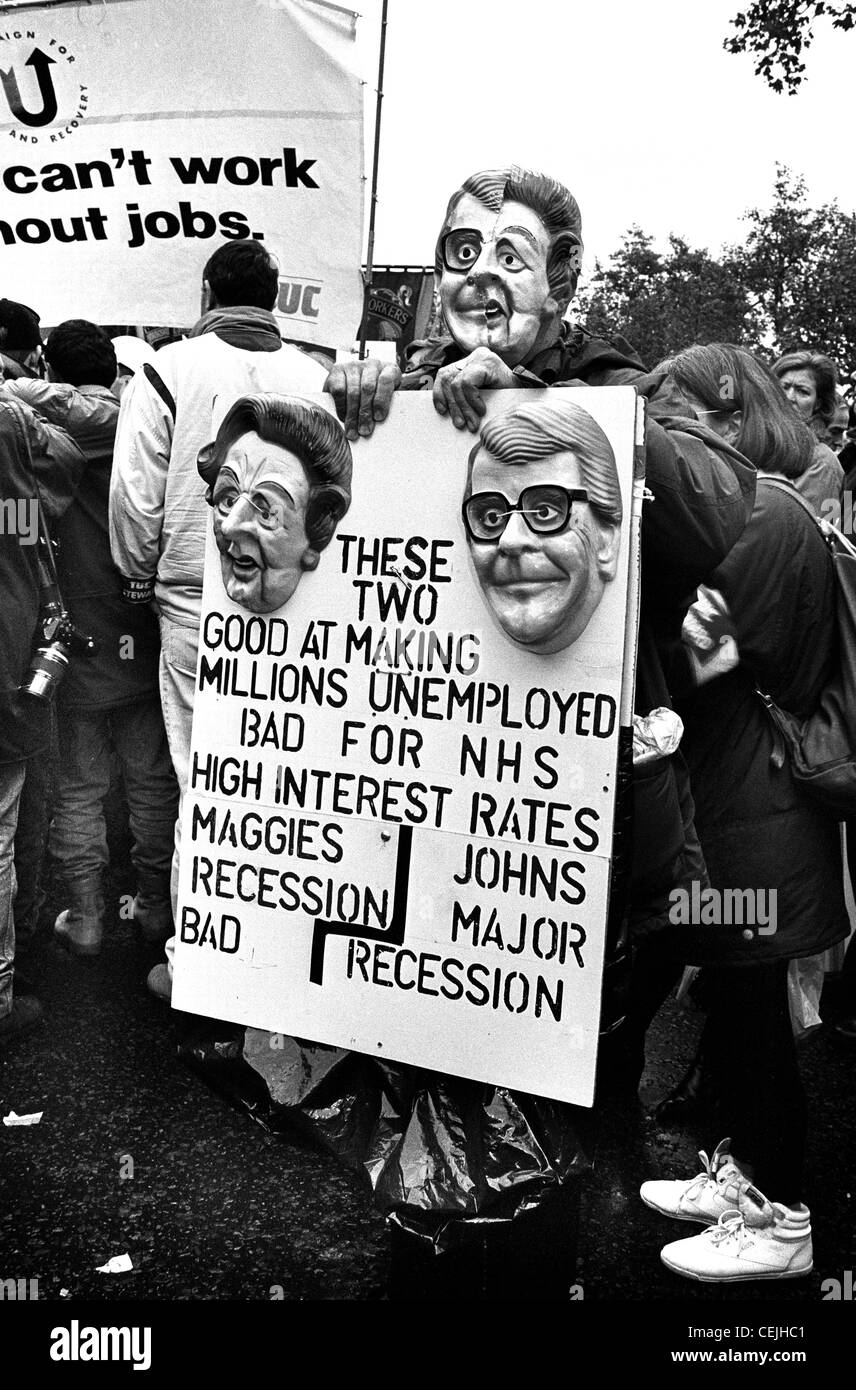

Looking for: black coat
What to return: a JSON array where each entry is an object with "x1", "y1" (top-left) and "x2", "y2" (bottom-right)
[
  {"x1": 403, "y1": 328, "x2": 758, "y2": 937},
  {"x1": 0, "y1": 400, "x2": 85, "y2": 763},
  {"x1": 671, "y1": 478, "x2": 850, "y2": 965}
]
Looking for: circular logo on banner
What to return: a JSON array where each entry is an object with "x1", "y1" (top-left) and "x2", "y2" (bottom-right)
[
  {"x1": 365, "y1": 288, "x2": 412, "y2": 341},
  {"x1": 0, "y1": 29, "x2": 88, "y2": 144}
]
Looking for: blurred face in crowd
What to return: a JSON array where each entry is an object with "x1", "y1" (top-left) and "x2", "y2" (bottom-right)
[
  {"x1": 212, "y1": 432, "x2": 317, "y2": 613},
  {"x1": 778, "y1": 368, "x2": 818, "y2": 423},
  {"x1": 464, "y1": 448, "x2": 621, "y2": 653},
  {"x1": 439, "y1": 195, "x2": 560, "y2": 368},
  {"x1": 828, "y1": 402, "x2": 850, "y2": 452}
]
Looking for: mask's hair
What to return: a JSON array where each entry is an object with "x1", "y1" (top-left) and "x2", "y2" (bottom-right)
[
  {"x1": 660, "y1": 342, "x2": 815, "y2": 478},
  {"x1": 466, "y1": 398, "x2": 622, "y2": 527},
  {"x1": 436, "y1": 166, "x2": 584, "y2": 312},
  {"x1": 198, "y1": 394, "x2": 352, "y2": 551}
]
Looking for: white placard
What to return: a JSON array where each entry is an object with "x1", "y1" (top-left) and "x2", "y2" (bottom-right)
[{"x1": 175, "y1": 387, "x2": 643, "y2": 1105}]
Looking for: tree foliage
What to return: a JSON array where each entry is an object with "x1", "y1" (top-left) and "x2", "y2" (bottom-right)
[
  {"x1": 733, "y1": 167, "x2": 856, "y2": 371},
  {"x1": 725, "y1": 0, "x2": 856, "y2": 93},
  {"x1": 577, "y1": 168, "x2": 856, "y2": 379},
  {"x1": 576, "y1": 229, "x2": 758, "y2": 371}
]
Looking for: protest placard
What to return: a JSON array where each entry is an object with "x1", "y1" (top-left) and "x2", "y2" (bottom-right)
[
  {"x1": 0, "y1": 0, "x2": 363, "y2": 345},
  {"x1": 174, "y1": 387, "x2": 643, "y2": 1105}
]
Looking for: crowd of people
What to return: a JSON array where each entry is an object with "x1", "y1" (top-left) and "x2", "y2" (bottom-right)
[{"x1": 1, "y1": 164, "x2": 855, "y2": 1287}]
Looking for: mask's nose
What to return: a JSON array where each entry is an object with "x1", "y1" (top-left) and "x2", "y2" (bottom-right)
[
  {"x1": 465, "y1": 236, "x2": 504, "y2": 285},
  {"x1": 218, "y1": 494, "x2": 259, "y2": 543},
  {"x1": 496, "y1": 509, "x2": 535, "y2": 552},
  {"x1": 466, "y1": 266, "x2": 504, "y2": 294}
]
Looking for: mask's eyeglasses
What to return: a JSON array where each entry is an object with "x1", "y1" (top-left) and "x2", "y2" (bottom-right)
[
  {"x1": 440, "y1": 228, "x2": 528, "y2": 275},
  {"x1": 212, "y1": 487, "x2": 286, "y2": 532},
  {"x1": 462, "y1": 484, "x2": 589, "y2": 542}
]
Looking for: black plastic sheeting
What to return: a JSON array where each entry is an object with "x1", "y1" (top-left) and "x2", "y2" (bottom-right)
[{"x1": 178, "y1": 1022, "x2": 597, "y2": 1248}]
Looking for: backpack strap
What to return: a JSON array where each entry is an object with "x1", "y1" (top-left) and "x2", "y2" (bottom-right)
[
  {"x1": 753, "y1": 475, "x2": 825, "y2": 756},
  {"x1": 757, "y1": 473, "x2": 856, "y2": 559},
  {"x1": 142, "y1": 362, "x2": 176, "y2": 423},
  {"x1": 755, "y1": 473, "x2": 823, "y2": 528}
]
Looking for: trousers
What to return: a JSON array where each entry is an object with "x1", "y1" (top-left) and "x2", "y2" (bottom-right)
[
  {"x1": 50, "y1": 696, "x2": 178, "y2": 890},
  {"x1": 12, "y1": 715, "x2": 56, "y2": 949},
  {"x1": 703, "y1": 959, "x2": 806, "y2": 1205},
  {"x1": 0, "y1": 762, "x2": 26, "y2": 1020},
  {"x1": 157, "y1": 615, "x2": 201, "y2": 979}
]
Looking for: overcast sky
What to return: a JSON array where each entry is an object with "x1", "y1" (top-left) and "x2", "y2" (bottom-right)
[{"x1": 350, "y1": 0, "x2": 853, "y2": 279}]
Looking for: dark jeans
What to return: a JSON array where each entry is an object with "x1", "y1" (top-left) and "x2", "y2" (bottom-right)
[
  {"x1": 704, "y1": 959, "x2": 805, "y2": 1206},
  {"x1": 50, "y1": 696, "x2": 178, "y2": 891},
  {"x1": 621, "y1": 938, "x2": 805, "y2": 1204},
  {"x1": 842, "y1": 933, "x2": 856, "y2": 1012},
  {"x1": 843, "y1": 820, "x2": 856, "y2": 1012},
  {"x1": 0, "y1": 761, "x2": 25, "y2": 1019},
  {"x1": 12, "y1": 709, "x2": 57, "y2": 950}
]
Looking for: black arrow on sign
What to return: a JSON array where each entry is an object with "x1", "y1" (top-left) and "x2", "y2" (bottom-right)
[
  {"x1": 1, "y1": 48, "x2": 58, "y2": 127},
  {"x1": 309, "y1": 826, "x2": 412, "y2": 986}
]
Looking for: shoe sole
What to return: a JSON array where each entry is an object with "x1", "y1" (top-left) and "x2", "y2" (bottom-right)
[
  {"x1": 640, "y1": 1193, "x2": 714, "y2": 1224},
  {"x1": 660, "y1": 1253, "x2": 813, "y2": 1281}
]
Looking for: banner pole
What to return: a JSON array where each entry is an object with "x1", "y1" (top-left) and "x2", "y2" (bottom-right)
[{"x1": 358, "y1": 0, "x2": 389, "y2": 360}]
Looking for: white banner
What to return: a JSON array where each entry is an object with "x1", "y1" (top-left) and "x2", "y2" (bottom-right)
[
  {"x1": 174, "y1": 388, "x2": 643, "y2": 1106},
  {"x1": 0, "y1": 0, "x2": 364, "y2": 345}
]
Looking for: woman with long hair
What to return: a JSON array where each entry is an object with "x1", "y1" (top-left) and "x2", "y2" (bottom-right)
[
  {"x1": 773, "y1": 349, "x2": 839, "y2": 438},
  {"x1": 635, "y1": 344, "x2": 850, "y2": 1283},
  {"x1": 773, "y1": 349, "x2": 844, "y2": 514}
]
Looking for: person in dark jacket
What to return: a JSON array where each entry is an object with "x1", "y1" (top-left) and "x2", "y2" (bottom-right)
[
  {"x1": 0, "y1": 398, "x2": 85, "y2": 1045},
  {"x1": 0, "y1": 298, "x2": 44, "y2": 382},
  {"x1": 325, "y1": 165, "x2": 757, "y2": 1026},
  {"x1": 181, "y1": 161, "x2": 752, "y2": 1225},
  {"x1": 3, "y1": 321, "x2": 179, "y2": 956},
  {"x1": 637, "y1": 343, "x2": 849, "y2": 1283}
]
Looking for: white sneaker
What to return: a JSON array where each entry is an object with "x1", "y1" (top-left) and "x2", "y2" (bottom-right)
[
  {"x1": 660, "y1": 1203, "x2": 813, "y2": 1282},
  {"x1": 640, "y1": 1137, "x2": 772, "y2": 1226}
]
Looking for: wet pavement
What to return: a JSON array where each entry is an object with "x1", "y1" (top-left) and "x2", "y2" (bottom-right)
[{"x1": 1, "y1": 793, "x2": 854, "y2": 1310}]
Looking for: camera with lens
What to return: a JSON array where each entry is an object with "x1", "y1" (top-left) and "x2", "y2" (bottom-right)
[{"x1": 20, "y1": 521, "x2": 96, "y2": 702}]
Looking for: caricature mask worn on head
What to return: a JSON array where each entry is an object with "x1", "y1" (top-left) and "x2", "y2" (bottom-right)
[
  {"x1": 212, "y1": 432, "x2": 319, "y2": 614},
  {"x1": 439, "y1": 195, "x2": 562, "y2": 368}
]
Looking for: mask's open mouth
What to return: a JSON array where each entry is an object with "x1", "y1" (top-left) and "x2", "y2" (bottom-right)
[
  {"x1": 483, "y1": 298, "x2": 507, "y2": 325},
  {"x1": 228, "y1": 553, "x2": 260, "y2": 576}
]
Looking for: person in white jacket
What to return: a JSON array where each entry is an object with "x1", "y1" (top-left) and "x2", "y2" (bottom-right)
[{"x1": 109, "y1": 240, "x2": 327, "y2": 997}]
